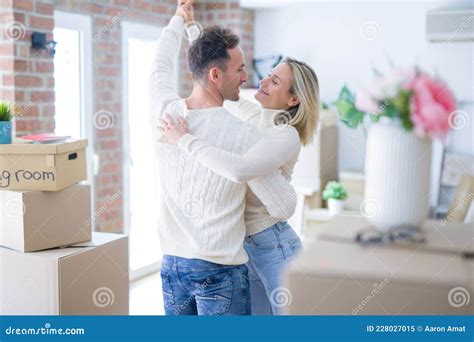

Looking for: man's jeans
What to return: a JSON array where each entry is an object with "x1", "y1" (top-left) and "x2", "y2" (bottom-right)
[
  {"x1": 160, "y1": 255, "x2": 250, "y2": 315},
  {"x1": 244, "y1": 221, "x2": 303, "y2": 315}
]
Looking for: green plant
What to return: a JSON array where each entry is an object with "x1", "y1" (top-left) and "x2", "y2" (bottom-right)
[
  {"x1": 322, "y1": 181, "x2": 347, "y2": 201},
  {"x1": 334, "y1": 85, "x2": 413, "y2": 131},
  {"x1": 0, "y1": 102, "x2": 13, "y2": 122},
  {"x1": 333, "y1": 66, "x2": 457, "y2": 142}
]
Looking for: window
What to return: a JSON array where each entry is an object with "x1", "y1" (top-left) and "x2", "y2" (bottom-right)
[{"x1": 54, "y1": 11, "x2": 95, "y2": 225}]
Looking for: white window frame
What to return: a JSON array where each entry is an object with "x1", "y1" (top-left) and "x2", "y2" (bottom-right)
[
  {"x1": 121, "y1": 21, "x2": 162, "y2": 282},
  {"x1": 54, "y1": 11, "x2": 96, "y2": 228}
]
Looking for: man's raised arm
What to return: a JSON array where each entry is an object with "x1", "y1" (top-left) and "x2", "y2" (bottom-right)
[{"x1": 149, "y1": 0, "x2": 194, "y2": 120}]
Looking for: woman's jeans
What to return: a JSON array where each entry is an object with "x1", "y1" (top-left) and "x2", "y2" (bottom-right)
[
  {"x1": 160, "y1": 255, "x2": 250, "y2": 315},
  {"x1": 244, "y1": 221, "x2": 303, "y2": 315}
]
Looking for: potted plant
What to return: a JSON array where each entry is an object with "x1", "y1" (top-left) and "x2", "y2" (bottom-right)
[
  {"x1": 322, "y1": 181, "x2": 347, "y2": 216},
  {"x1": 334, "y1": 67, "x2": 456, "y2": 230},
  {"x1": 0, "y1": 102, "x2": 14, "y2": 144}
]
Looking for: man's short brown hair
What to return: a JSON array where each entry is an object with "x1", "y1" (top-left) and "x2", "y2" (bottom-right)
[{"x1": 188, "y1": 26, "x2": 239, "y2": 80}]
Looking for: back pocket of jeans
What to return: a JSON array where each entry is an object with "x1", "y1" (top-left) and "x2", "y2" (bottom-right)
[
  {"x1": 249, "y1": 228, "x2": 280, "y2": 250},
  {"x1": 193, "y1": 272, "x2": 233, "y2": 315},
  {"x1": 160, "y1": 271, "x2": 175, "y2": 308}
]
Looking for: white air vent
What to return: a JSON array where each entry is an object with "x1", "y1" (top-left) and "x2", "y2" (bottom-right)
[{"x1": 426, "y1": 8, "x2": 474, "y2": 42}]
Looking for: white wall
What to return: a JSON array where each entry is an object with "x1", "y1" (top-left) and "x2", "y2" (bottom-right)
[{"x1": 254, "y1": 0, "x2": 473, "y2": 207}]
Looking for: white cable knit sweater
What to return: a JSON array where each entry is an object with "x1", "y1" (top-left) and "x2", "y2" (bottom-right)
[
  {"x1": 178, "y1": 100, "x2": 301, "y2": 236},
  {"x1": 149, "y1": 16, "x2": 297, "y2": 265}
]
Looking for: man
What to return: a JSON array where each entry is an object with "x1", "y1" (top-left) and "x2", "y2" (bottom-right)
[{"x1": 149, "y1": 0, "x2": 296, "y2": 315}]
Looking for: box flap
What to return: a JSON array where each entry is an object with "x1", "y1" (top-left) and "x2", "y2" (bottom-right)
[
  {"x1": 0, "y1": 139, "x2": 88, "y2": 155},
  {"x1": 0, "y1": 244, "x2": 88, "y2": 259},
  {"x1": 70, "y1": 232, "x2": 128, "y2": 248},
  {"x1": 0, "y1": 233, "x2": 126, "y2": 261},
  {"x1": 319, "y1": 215, "x2": 474, "y2": 255},
  {"x1": 0, "y1": 183, "x2": 86, "y2": 195}
]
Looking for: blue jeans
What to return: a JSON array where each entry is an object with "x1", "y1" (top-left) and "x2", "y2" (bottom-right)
[
  {"x1": 244, "y1": 221, "x2": 302, "y2": 315},
  {"x1": 160, "y1": 255, "x2": 250, "y2": 315}
]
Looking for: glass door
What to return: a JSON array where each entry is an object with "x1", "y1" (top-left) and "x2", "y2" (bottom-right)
[{"x1": 122, "y1": 22, "x2": 162, "y2": 280}]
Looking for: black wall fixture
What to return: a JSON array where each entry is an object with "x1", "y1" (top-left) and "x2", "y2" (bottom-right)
[
  {"x1": 31, "y1": 32, "x2": 57, "y2": 56},
  {"x1": 252, "y1": 54, "x2": 283, "y2": 82}
]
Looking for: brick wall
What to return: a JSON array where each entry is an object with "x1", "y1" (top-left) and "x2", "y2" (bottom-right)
[
  {"x1": 0, "y1": 0, "x2": 255, "y2": 234},
  {"x1": 0, "y1": 0, "x2": 55, "y2": 134}
]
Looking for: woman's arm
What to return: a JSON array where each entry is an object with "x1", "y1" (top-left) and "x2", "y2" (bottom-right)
[
  {"x1": 178, "y1": 127, "x2": 300, "y2": 183},
  {"x1": 158, "y1": 114, "x2": 299, "y2": 219},
  {"x1": 158, "y1": 113, "x2": 300, "y2": 183}
]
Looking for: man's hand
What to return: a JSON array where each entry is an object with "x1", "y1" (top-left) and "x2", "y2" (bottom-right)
[{"x1": 175, "y1": 0, "x2": 195, "y2": 23}]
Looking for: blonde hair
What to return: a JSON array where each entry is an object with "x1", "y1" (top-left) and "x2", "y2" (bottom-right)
[{"x1": 281, "y1": 57, "x2": 320, "y2": 146}]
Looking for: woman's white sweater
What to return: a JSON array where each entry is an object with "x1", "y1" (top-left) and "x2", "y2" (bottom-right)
[{"x1": 178, "y1": 99, "x2": 301, "y2": 236}]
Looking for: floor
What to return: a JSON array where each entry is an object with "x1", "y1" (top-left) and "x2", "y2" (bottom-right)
[{"x1": 129, "y1": 272, "x2": 164, "y2": 315}]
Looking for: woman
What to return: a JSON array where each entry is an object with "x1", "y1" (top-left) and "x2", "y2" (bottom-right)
[{"x1": 159, "y1": 57, "x2": 320, "y2": 315}]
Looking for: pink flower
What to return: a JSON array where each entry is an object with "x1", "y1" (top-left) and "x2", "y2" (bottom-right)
[
  {"x1": 406, "y1": 73, "x2": 456, "y2": 141},
  {"x1": 355, "y1": 88, "x2": 379, "y2": 114}
]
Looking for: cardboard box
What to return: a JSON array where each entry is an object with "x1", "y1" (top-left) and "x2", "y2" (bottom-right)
[
  {"x1": 291, "y1": 109, "x2": 339, "y2": 209},
  {"x1": 0, "y1": 139, "x2": 88, "y2": 191},
  {"x1": 319, "y1": 215, "x2": 474, "y2": 255},
  {"x1": 0, "y1": 184, "x2": 91, "y2": 252},
  {"x1": 0, "y1": 232, "x2": 129, "y2": 315},
  {"x1": 339, "y1": 171, "x2": 365, "y2": 210},
  {"x1": 283, "y1": 216, "x2": 473, "y2": 315}
]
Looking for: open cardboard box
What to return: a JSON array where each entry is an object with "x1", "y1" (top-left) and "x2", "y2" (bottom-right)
[
  {"x1": 0, "y1": 139, "x2": 88, "y2": 191},
  {"x1": 283, "y1": 216, "x2": 473, "y2": 315},
  {"x1": 0, "y1": 184, "x2": 91, "y2": 252},
  {"x1": 0, "y1": 232, "x2": 129, "y2": 315}
]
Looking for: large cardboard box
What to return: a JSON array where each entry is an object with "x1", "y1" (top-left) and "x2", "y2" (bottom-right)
[
  {"x1": 319, "y1": 215, "x2": 474, "y2": 255},
  {"x1": 283, "y1": 216, "x2": 473, "y2": 315},
  {"x1": 0, "y1": 139, "x2": 87, "y2": 191},
  {"x1": 0, "y1": 232, "x2": 129, "y2": 315},
  {"x1": 0, "y1": 184, "x2": 91, "y2": 252},
  {"x1": 291, "y1": 109, "x2": 339, "y2": 209}
]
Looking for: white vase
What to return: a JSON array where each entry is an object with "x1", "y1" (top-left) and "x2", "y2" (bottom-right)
[
  {"x1": 328, "y1": 198, "x2": 344, "y2": 216},
  {"x1": 364, "y1": 118, "x2": 432, "y2": 231}
]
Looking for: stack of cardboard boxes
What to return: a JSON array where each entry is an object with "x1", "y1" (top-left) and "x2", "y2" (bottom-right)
[{"x1": 0, "y1": 139, "x2": 129, "y2": 315}]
